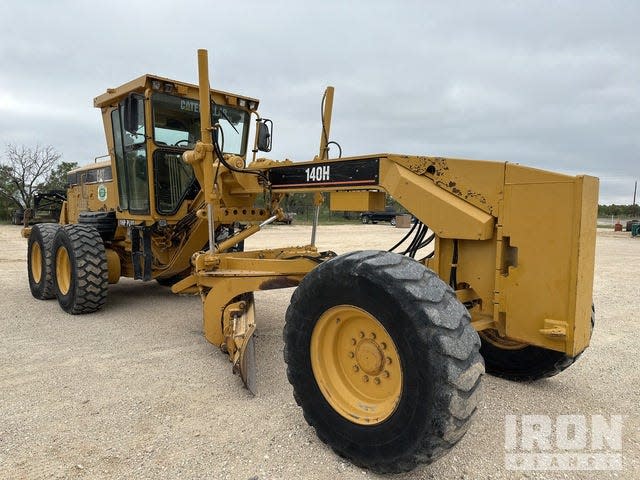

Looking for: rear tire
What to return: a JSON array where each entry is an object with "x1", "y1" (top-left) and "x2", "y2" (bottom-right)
[
  {"x1": 284, "y1": 251, "x2": 484, "y2": 473},
  {"x1": 27, "y1": 223, "x2": 61, "y2": 299},
  {"x1": 52, "y1": 225, "x2": 108, "y2": 314},
  {"x1": 479, "y1": 305, "x2": 595, "y2": 381},
  {"x1": 361, "y1": 215, "x2": 371, "y2": 224},
  {"x1": 78, "y1": 211, "x2": 117, "y2": 241}
]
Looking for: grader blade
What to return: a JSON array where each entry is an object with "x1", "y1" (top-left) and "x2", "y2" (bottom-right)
[
  {"x1": 240, "y1": 333, "x2": 257, "y2": 395},
  {"x1": 223, "y1": 293, "x2": 258, "y2": 394}
]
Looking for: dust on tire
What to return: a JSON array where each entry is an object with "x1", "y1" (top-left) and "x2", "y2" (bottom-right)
[
  {"x1": 27, "y1": 223, "x2": 61, "y2": 300},
  {"x1": 283, "y1": 250, "x2": 484, "y2": 473},
  {"x1": 52, "y1": 224, "x2": 109, "y2": 314}
]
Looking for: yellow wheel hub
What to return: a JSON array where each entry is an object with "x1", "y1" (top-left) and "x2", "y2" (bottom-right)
[
  {"x1": 30, "y1": 242, "x2": 42, "y2": 283},
  {"x1": 56, "y1": 247, "x2": 71, "y2": 295},
  {"x1": 310, "y1": 305, "x2": 402, "y2": 425}
]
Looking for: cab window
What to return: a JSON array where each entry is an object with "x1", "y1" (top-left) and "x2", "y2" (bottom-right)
[
  {"x1": 151, "y1": 93, "x2": 249, "y2": 155},
  {"x1": 112, "y1": 95, "x2": 149, "y2": 215},
  {"x1": 153, "y1": 151, "x2": 197, "y2": 215}
]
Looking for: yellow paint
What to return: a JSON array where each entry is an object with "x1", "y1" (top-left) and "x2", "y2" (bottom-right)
[
  {"x1": 105, "y1": 248, "x2": 121, "y2": 284},
  {"x1": 56, "y1": 247, "x2": 71, "y2": 295},
  {"x1": 30, "y1": 241, "x2": 42, "y2": 283},
  {"x1": 329, "y1": 191, "x2": 385, "y2": 212},
  {"x1": 310, "y1": 305, "x2": 402, "y2": 425}
]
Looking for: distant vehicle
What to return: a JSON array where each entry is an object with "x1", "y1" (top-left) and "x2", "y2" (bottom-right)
[
  {"x1": 11, "y1": 191, "x2": 66, "y2": 226},
  {"x1": 360, "y1": 207, "x2": 400, "y2": 226},
  {"x1": 626, "y1": 219, "x2": 639, "y2": 231},
  {"x1": 11, "y1": 208, "x2": 25, "y2": 225},
  {"x1": 274, "y1": 212, "x2": 296, "y2": 225}
]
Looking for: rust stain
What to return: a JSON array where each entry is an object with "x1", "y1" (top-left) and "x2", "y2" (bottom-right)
[
  {"x1": 464, "y1": 190, "x2": 488, "y2": 204},
  {"x1": 403, "y1": 156, "x2": 496, "y2": 215}
]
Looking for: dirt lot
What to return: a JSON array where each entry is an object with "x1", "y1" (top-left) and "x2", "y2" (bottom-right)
[{"x1": 0, "y1": 224, "x2": 638, "y2": 480}]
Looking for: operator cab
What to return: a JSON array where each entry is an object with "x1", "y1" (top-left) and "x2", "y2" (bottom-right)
[{"x1": 94, "y1": 76, "x2": 261, "y2": 221}]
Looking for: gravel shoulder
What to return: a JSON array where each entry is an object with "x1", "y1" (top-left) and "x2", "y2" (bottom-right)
[{"x1": 0, "y1": 224, "x2": 638, "y2": 480}]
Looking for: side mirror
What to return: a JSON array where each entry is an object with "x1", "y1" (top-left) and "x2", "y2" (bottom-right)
[
  {"x1": 257, "y1": 119, "x2": 273, "y2": 152},
  {"x1": 123, "y1": 95, "x2": 140, "y2": 134}
]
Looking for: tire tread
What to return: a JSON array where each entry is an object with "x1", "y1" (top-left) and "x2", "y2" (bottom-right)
[
  {"x1": 480, "y1": 305, "x2": 595, "y2": 381},
  {"x1": 53, "y1": 224, "x2": 108, "y2": 314},
  {"x1": 27, "y1": 223, "x2": 61, "y2": 299},
  {"x1": 283, "y1": 250, "x2": 484, "y2": 473}
]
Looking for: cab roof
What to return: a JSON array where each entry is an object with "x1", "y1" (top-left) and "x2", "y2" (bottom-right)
[{"x1": 94, "y1": 74, "x2": 259, "y2": 109}]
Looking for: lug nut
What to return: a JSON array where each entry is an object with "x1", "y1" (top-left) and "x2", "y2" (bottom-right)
[
  {"x1": 381, "y1": 342, "x2": 387, "y2": 350},
  {"x1": 386, "y1": 357, "x2": 392, "y2": 365},
  {"x1": 383, "y1": 370, "x2": 390, "y2": 378},
  {"x1": 374, "y1": 377, "x2": 381, "y2": 385},
  {"x1": 370, "y1": 332, "x2": 376, "y2": 339},
  {"x1": 351, "y1": 338, "x2": 356, "y2": 345},
  {"x1": 359, "y1": 331, "x2": 365, "y2": 338},
  {"x1": 362, "y1": 375, "x2": 369, "y2": 383},
  {"x1": 348, "y1": 352, "x2": 354, "y2": 358},
  {"x1": 353, "y1": 365, "x2": 359, "y2": 372}
]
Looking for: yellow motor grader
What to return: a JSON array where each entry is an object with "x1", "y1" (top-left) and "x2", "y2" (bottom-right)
[{"x1": 24, "y1": 50, "x2": 598, "y2": 473}]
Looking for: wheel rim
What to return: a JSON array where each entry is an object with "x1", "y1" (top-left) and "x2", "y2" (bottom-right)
[
  {"x1": 56, "y1": 246, "x2": 72, "y2": 295},
  {"x1": 479, "y1": 329, "x2": 528, "y2": 350},
  {"x1": 30, "y1": 242, "x2": 42, "y2": 283},
  {"x1": 310, "y1": 305, "x2": 402, "y2": 425}
]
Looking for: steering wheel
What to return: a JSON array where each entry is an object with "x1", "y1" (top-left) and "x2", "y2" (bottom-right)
[{"x1": 174, "y1": 139, "x2": 190, "y2": 147}]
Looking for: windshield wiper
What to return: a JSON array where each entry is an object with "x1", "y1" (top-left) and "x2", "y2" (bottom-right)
[{"x1": 212, "y1": 100, "x2": 239, "y2": 134}]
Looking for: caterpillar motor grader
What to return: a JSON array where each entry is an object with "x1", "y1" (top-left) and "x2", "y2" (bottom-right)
[{"x1": 23, "y1": 49, "x2": 598, "y2": 473}]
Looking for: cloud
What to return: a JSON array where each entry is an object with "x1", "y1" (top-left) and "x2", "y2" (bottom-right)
[{"x1": 0, "y1": 0, "x2": 637, "y2": 203}]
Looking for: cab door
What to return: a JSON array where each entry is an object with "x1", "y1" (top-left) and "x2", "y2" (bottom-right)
[{"x1": 111, "y1": 94, "x2": 150, "y2": 215}]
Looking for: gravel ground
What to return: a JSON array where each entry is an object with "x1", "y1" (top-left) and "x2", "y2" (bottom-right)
[{"x1": 0, "y1": 223, "x2": 638, "y2": 480}]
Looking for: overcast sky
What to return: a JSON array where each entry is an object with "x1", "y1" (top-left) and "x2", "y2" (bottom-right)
[{"x1": 0, "y1": 1, "x2": 637, "y2": 204}]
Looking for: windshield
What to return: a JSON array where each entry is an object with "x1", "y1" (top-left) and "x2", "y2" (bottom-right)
[{"x1": 152, "y1": 93, "x2": 249, "y2": 155}]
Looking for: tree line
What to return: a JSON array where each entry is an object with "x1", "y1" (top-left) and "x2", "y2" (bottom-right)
[
  {"x1": 1, "y1": 143, "x2": 638, "y2": 222},
  {"x1": 598, "y1": 204, "x2": 640, "y2": 218},
  {"x1": 0, "y1": 144, "x2": 77, "y2": 221}
]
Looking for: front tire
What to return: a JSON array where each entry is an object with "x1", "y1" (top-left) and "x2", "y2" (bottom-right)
[
  {"x1": 284, "y1": 251, "x2": 484, "y2": 473},
  {"x1": 52, "y1": 225, "x2": 108, "y2": 314},
  {"x1": 27, "y1": 223, "x2": 61, "y2": 299}
]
